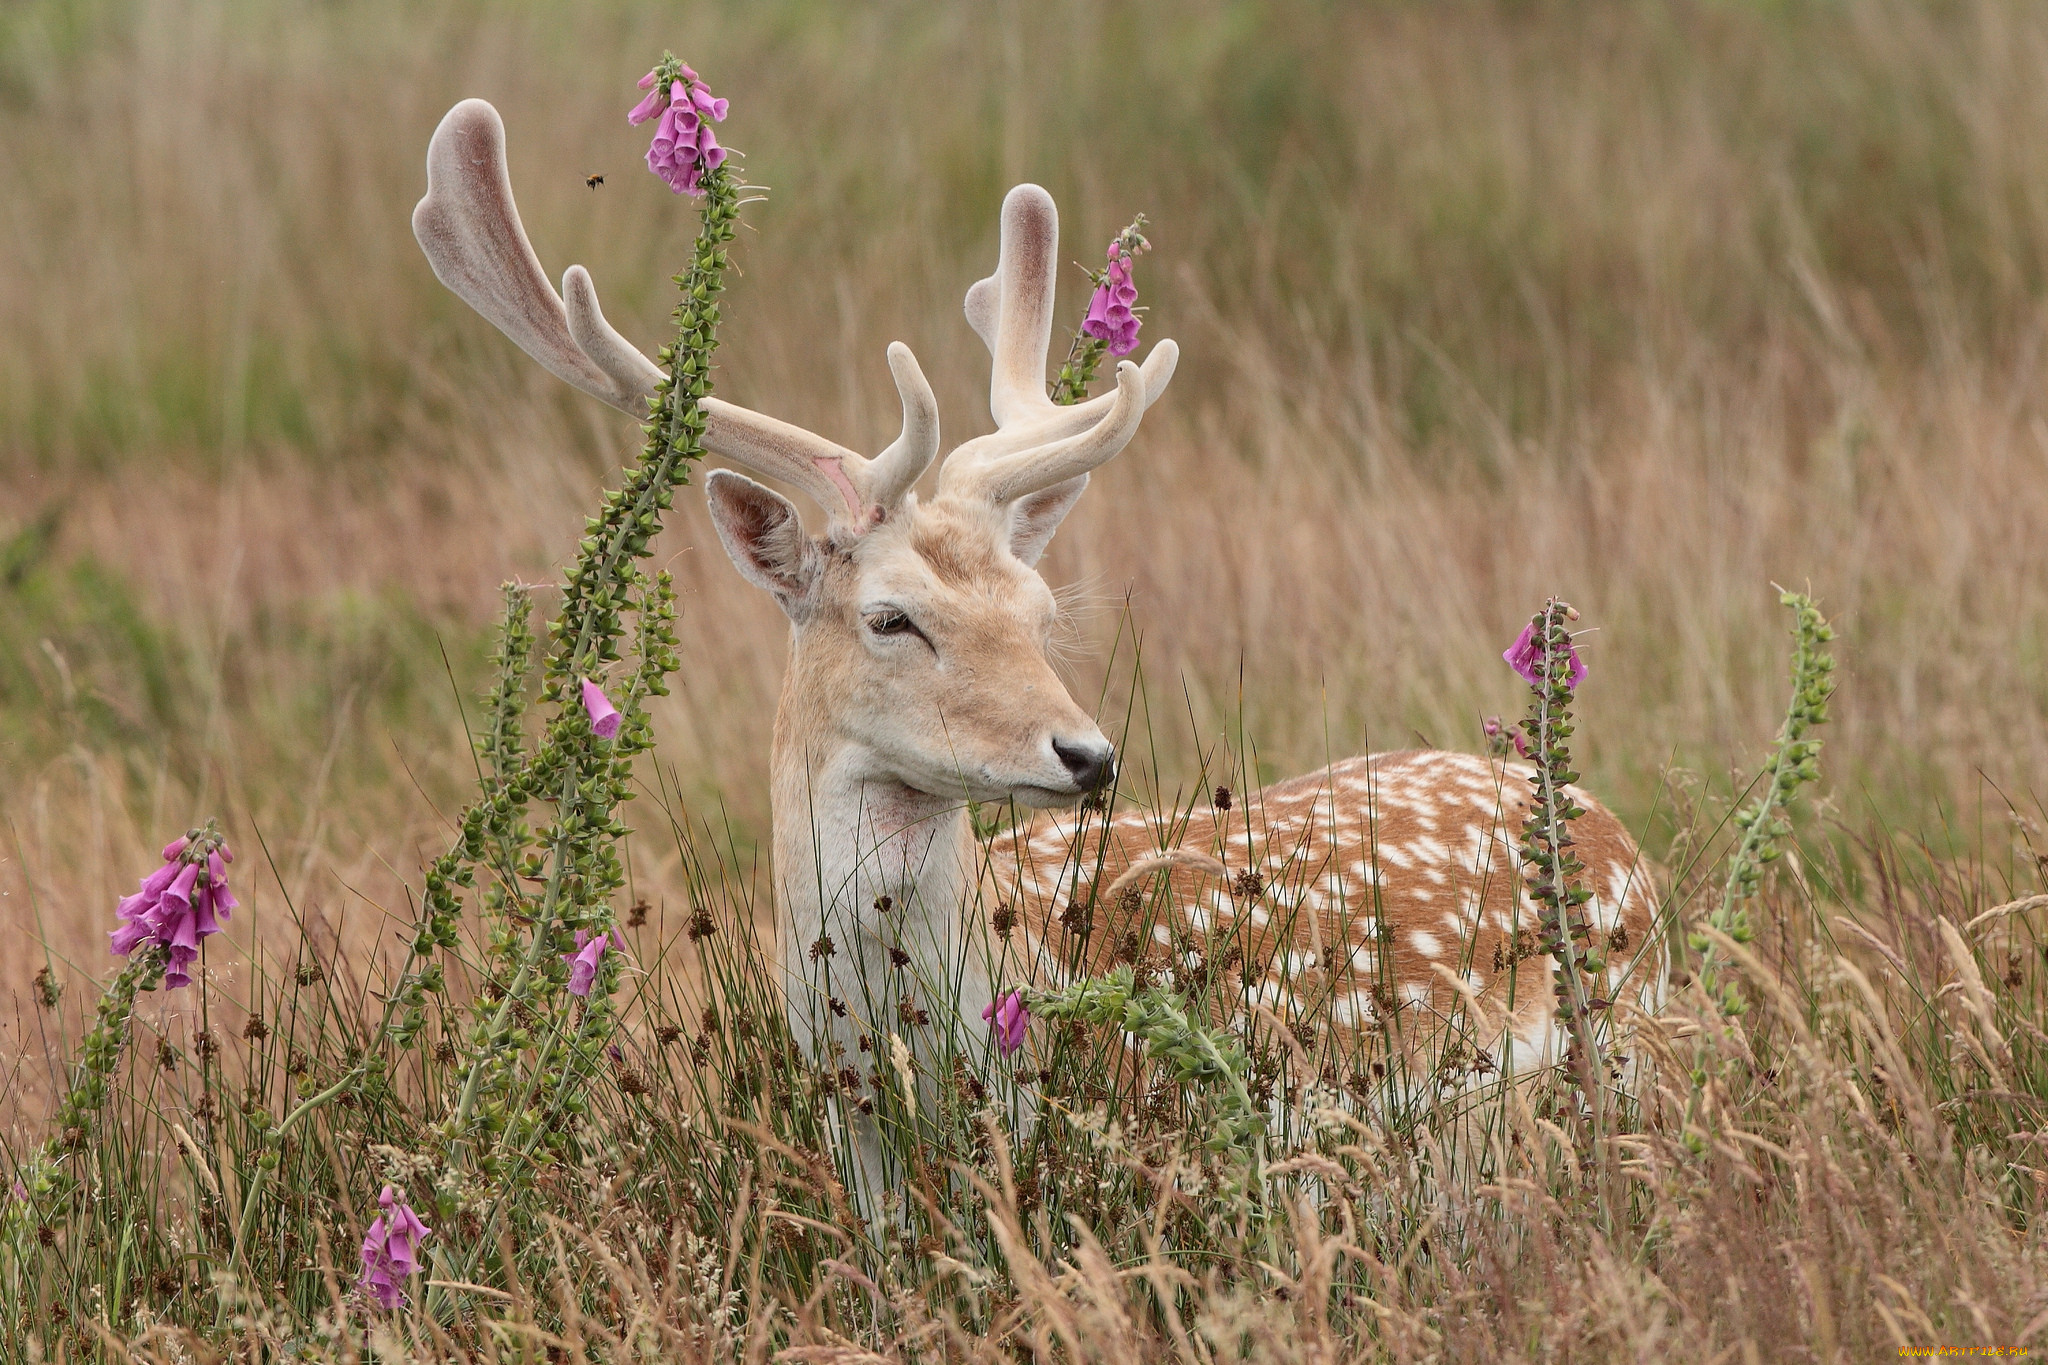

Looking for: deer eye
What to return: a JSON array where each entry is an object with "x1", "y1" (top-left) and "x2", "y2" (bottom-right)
[{"x1": 864, "y1": 610, "x2": 922, "y2": 639}]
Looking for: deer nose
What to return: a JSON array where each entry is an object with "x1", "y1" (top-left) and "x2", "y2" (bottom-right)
[{"x1": 1052, "y1": 737, "x2": 1115, "y2": 792}]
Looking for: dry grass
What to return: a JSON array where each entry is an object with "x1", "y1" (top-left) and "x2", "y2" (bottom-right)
[{"x1": 4, "y1": 1, "x2": 2048, "y2": 1356}]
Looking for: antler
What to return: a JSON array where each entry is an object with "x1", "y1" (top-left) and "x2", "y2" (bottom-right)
[
  {"x1": 937, "y1": 184, "x2": 1179, "y2": 505},
  {"x1": 412, "y1": 99, "x2": 938, "y2": 527}
]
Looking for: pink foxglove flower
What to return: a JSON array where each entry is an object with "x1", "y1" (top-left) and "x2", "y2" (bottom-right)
[
  {"x1": 631, "y1": 60, "x2": 728, "y2": 197},
  {"x1": 1482, "y1": 715, "x2": 1532, "y2": 760},
  {"x1": 627, "y1": 69, "x2": 666, "y2": 126},
  {"x1": 981, "y1": 990, "x2": 1029, "y2": 1056},
  {"x1": 562, "y1": 929, "x2": 609, "y2": 997},
  {"x1": 581, "y1": 679, "x2": 622, "y2": 739},
  {"x1": 109, "y1": 833, "x2": 235, "y2": 989},
  {"x1": 358, "y1": 1185, "x2": 431, "y2": 1312},
  {"x1": 1503, "y1": 621, "x2": 1585, "y2": 691},
  {"x1": 1081, "y1": 244, "x2": 1142, "y2": 357}
]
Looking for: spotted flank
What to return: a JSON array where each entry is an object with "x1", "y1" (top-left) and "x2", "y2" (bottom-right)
[{"x1": 982, "y1": 750, "x2": 1664, "y2": 1078}]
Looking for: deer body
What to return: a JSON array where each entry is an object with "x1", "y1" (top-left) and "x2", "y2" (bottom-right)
[
  {"x1": 988, "y1": 751, "x2": 1659, "y2": 1086},
  {"x1": 412, "y1": 102, "x2": 1663, "y2": 1191}
]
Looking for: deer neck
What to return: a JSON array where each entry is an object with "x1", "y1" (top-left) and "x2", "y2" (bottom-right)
[{"x1": 766, "y1": 662, "x2": 991, "y2": 1034}]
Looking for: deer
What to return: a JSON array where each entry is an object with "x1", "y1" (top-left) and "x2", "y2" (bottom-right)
[{"x1": 412, "y1": 99, "x2": 1664, "y2": 1194}]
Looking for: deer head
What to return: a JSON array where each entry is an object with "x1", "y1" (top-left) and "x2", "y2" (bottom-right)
[{"x1": 413, "y1": 100, "x2": 1176, "y2": 808}]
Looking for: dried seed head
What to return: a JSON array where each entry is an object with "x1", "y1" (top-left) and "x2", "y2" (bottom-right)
[
  {"x1": 1232, "y1": 869, "x2": 1265, "y2": 900},
  {"x1": 242, "y1": 1016, "x2": 269, "y2": 1041},
  {"x1": 1214, "y1": 786, "x2": 1232, "y2": 811},
  {"x1": 808, "y1": 934, "x2": 836, "y2": 961},
  {"x1": 991, "y1": 901, "x2": 1016, "y2": 939},
  {"x1": 626, "y1": 899, "x2": 651, "y2": 929},
  {"x1": 686, "y1": 905, "x2": 716, "y2": 941},
  {"x1": 828, "y1": 996, "x2": 848, "y2": 1018},
  {"x1": 887, "y1": 945, "x2": 911, "y2": 969},
  {"x1": 874, "y1": 894, "x2": 894, "y2": 914},
  {"x1": 655, "y1": 1025, "x2": 682, "y2": 1046}
]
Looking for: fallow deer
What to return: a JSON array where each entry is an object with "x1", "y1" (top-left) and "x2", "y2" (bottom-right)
[{"x1": 412, "y1": 100, "x2": 1664, "y2": 1171}]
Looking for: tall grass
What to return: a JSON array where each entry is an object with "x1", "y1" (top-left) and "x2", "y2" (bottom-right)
[{"x1": 4, "y1": 0, "x2": 2048, "y2": 1357}]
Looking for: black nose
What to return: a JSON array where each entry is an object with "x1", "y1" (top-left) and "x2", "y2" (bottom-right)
[{"x1": 1053, "y1": 738, "x2": 1115, "y2": 792}]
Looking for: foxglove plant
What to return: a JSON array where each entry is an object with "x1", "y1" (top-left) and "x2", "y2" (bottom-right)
[
  {"x1": 1050, "y1": 216, "x2": 1149, "y2": 405},
  {"x1": 1693, "y1": 590, "x2": 1835, "y2": 1014},
  {"x1": 1505, "y1": 601, "x2": 1610, "y2": 1141},
  {"x1": 5, "y1": 824, "x2": 228, "y2": 1254},
  {"x1": 364, "y1": 53, "x2": 743, "y2": 1215}
]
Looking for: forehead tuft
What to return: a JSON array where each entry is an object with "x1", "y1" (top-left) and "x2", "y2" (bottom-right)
[{"x1": 897, "y1": 501, "x2": 1013, "y2": 589}]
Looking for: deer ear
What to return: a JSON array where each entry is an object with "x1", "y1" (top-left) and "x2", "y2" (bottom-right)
[
  {"x1": 706, "y1": 470, "x2": 823, "y2": 614},
  {"x1": 1006, "y1": 474, "x2": 1089, "y2": 567}
]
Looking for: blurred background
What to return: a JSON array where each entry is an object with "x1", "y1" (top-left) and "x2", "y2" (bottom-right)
[{"x1": 6, "y1": 0, "x2": 2048, "y2": 1021}]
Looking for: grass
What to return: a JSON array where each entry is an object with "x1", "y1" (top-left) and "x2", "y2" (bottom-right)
[{"x1": 3, "y1": 0, "x2": 2048, "y2": 1358}]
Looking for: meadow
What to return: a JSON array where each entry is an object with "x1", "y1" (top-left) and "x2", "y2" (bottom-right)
[{"x1": 3, "y1": 0, "x2": 2048, "y2": 1359}]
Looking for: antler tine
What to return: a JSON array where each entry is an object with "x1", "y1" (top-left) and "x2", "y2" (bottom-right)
[
  {"x1": 985, "y1": 184, "x2": 1062, "y2": 427},
  {"x1": 563, "y1": 265, "x2": 665, "y2": 399},
  {"x1": 861, "y1": 342, "x2": 941, "y2": 512},
  {"x1": 412, "y1": 100, "x2": 656, "y2": 416}
]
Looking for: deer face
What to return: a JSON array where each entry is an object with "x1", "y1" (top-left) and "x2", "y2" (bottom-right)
[{"x1": 707, "y1": 474, "x2": 1114, "y2": 806}]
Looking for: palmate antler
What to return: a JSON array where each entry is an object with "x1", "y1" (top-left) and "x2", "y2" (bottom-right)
[
  {"x1": 412, "y1": 100, "x2": 935, "y2": 527},
  {"x1": 411, "y1": 102, "x2": 1173, "y2": 526},
  {"x1": 940, "y1": 185, "x2": 1178, "y2": 505}
]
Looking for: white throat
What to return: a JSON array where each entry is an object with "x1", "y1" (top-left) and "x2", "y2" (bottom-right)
[{"x1": 768, "y1": 707, "x2": 994, "y2": 1062}]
